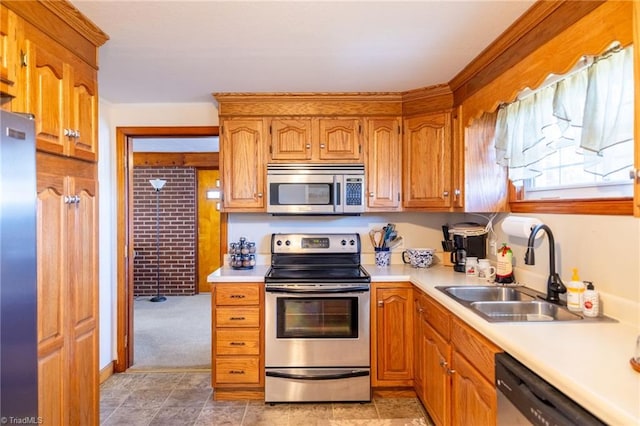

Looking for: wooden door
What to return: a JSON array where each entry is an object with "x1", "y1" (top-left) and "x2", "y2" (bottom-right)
[
  {"x1": 36, "y1": 171, "x2": 67, "y2": 425},
  {"x1": 67, "y1": 59, "x2": 98, "y2": 162},
  {"x1": 220, "y1": 119, "x2": 266, "y2": 211},
  {"x1": 269, "y1": 118, "x2": 313, "y2": 161},
  {"x1": 366, "y1": 118, "x2": 401, "y2": 210},
  {"x1": 422, "y1": 320, "x2": 451, "y2": 426},
  {"x1": 0, "y1": 6, "x2": 18, "y2": 99},
  {"x1": 403, "y1": 112, "x2": 452, "y2": 209},
  {"x1": 27, "y1": 38, "x2": 66, "y2": 156},
  {"x1": 374, "y1": 286, "x2": 413, "y2": 385},
  {"x1": 317, "y1": 118, "x2": 362, "y2": 161},
  {"x1": 451, "y1": 351, "x2": 496, "y2": 426},
  {"x1": 197, "y1": 169, "x2": 221, "y2": 293},
  {"x1": 67, "y1": 175, "x2": 98, "y2": 425}
]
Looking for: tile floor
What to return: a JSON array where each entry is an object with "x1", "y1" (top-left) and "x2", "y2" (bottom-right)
[{"x1": 100, "y1": 371, "x2": 433, "y2": 425}]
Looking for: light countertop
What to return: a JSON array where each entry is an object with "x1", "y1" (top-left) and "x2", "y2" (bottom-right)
[{"x1": 208, "y1": 264, "x2": 640, "y2": 425}]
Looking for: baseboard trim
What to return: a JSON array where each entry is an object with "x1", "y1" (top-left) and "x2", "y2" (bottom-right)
[
  {"x1": 372, "y1": 387, "x2": 416, "y2": 398},
  {"x1": 99, "y1": 362, "x2": 115, "y2": 384}
]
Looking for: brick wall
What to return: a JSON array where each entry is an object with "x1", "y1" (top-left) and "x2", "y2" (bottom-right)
[{"x1": 133, "y1": 167, "x2": 196, "y2": 296}]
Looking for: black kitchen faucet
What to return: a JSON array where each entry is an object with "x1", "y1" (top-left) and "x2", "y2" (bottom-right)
[{"x1": 524, "y1": 224, "x2": 566, "y2": 304}]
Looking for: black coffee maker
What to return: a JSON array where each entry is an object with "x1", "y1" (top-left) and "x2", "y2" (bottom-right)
[{"x1": 449, "y1": 223, "x2": 488, "y2": 273}]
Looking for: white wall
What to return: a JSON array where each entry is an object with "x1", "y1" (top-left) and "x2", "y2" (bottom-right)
[
  {"x1": 98, "y1": 102, "x2": 640, "y2": 370},
  {"x1": 98, "y1": 102, "x2": 218, "y2": 370}
]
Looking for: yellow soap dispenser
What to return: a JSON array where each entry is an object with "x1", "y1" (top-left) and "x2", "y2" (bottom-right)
[{"x1": 566, "y1": 268, "x2": 584, "y2": 312}]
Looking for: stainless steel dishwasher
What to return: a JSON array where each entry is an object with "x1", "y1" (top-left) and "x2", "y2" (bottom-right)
[{"x1": 495, "y1": 353, "x2": 606, "y2": 426}]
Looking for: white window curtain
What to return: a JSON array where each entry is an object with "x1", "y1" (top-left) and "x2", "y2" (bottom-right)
[{"x1": 494, "y1": 45, "x2": 634, "y2": 184}]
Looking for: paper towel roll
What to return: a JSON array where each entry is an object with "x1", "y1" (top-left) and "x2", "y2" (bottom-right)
[{"x1": 501, "y1": 216, "x2": 543, "y2": 239}]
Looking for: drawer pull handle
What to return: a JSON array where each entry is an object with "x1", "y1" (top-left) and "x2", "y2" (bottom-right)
[
  {"x1": 229, "y1": 370, "x2": 245, "y2": 374},
  {"x1": 230, "y1": 317, "x2": 246, "y2": 321},
  {"x1": 229, "y1": 342, "x2": 246, "y2": 346},
  {"x1": 230, "y1": 295, "x2": 246, "y2": 299}
]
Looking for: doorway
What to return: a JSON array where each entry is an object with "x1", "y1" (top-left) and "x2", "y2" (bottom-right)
[{"x1": 115, "y1": 126, "x2": 224, "y2": 372}]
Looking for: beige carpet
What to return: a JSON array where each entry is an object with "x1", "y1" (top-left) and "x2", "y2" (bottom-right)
[{"x1": 133, "y1": 294, "x2": 211, "y2": 369}]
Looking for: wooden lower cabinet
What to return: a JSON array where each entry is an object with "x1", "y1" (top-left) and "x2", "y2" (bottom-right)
[
  {"x1": 212, "y1": 283, "x2": 264, "y2": 399},
  {"x1": 36, "y1": 154, "x2": 98, "y2": 424},
  {"x1": 413, "y1": 288, "x2": 501, "y2": 426},
  {"x1": 371, "y1": 283, "x2": 414, "y2": 388}
]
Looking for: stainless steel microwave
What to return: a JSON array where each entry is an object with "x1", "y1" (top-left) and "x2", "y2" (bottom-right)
[{"x1": 266, "y1": 164, "x2": 365, "y2": 215}]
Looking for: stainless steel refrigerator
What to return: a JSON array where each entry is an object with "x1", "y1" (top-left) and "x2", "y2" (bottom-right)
[{"x1": 0, "y1": 110, "x2": 38, "y2": 418}]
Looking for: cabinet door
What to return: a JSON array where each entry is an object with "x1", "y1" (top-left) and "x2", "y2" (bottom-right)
[
  {"x1": 66, "y1": 176, "x2": 98, "y2": 425},
  {"x1": 220, "y1": 119, "x2": 266, "y2": 211},
  {"x1": 366, "y1": 118, "x2": 401, "y2": 210},
  {"x1": 0, "y1": 5, "x2": 18, "y2": 99},
  {"x1": 374, "y1": 286, "x2": 413, "y2": 385},
  {"x1": 317, "y1": 118, "x2": 362, "y2": 161},
  {"x1": 403, "y1": 112, "x2": 452, "y2": 209},
  {"x1": 269, "y1": 118, "x2": 313, "y2": 161},
  {"x1": 421, "y1": 320, "x2": 452, "y2": 426},
  {"x1": 67, "y1": 60, "x2": 98, "y2": 162},
  {"x1": 36, "y1": 172, "x2": 68, "y2": 425},
  {"x1": 451, "y1": 351, "x2": 497, "y2": 426},
  {"x1": 26, "y1": 39, "x2": 66, "y2": 156}
]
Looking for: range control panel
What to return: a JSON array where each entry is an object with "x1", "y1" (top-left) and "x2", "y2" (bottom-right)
[{"x1": 271, "y1": 233, "x2": 360, "y2": 254}]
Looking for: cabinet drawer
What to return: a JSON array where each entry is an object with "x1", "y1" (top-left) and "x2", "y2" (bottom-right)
[
  {"x1": 216, "y1": 284, "x2": 260, "y2": 305},
  {"x1": 215, "y1": 357, "x2": 260, "y2": 384},
  {"x1": 216, "y1": 307, "x2": 260, "y2": 327},
  {"x1": 216, "y1": 329, "x2": 260, "y2": 355},
  {"x1": 451, "y1": 317, "x2": 501, "y2": 382},
  {"x1": 424, "y1": 295, "x2": 451, "y2": 339}
]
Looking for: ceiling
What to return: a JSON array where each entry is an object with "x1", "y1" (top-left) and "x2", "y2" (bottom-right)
[{"x1": 72, "y1": 0, "x2": 536, "y2": 105}]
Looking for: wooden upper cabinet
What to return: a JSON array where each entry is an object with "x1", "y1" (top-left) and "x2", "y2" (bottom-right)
[
  {"x1": 268, "y1": 117, "x2": 363, "y2": 163},
  {"x1": 0, "y1": 5, "x2": 18, "y2": 100},
  {"x1": 317, "y1": 118, "x2": 362, "y2": 161},
  {"x1": 366, "y1": 117, "x2": 401, "y2": 210},
  {"x1": 452, "y1": 107, "x2": 508, "y2": 212},
  {"x1": 67, "y1": 59, "x2": 98, "y2": 161},
  {"x1": 269, "y1": 118, "x2": 313, "y2": 161},
  {"x1": 403, "y1": 111, "x2": 452, "y2": 209},
  {"x1": 21, "y1": 30, "x2": 98, "y2": 161},
  {"x1": 220, "y1": 118, "x2": 266, "y2": 211}
]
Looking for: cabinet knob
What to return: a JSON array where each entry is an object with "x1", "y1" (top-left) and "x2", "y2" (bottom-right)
[
  {"x1": 74, "y1": 130, "x2": 80, "y2": 139},
  {"x1": 64, "y1": 128, "x2": 73, "y2": 137},
  {"x1": 630, "y1": 169, "x2": 640, "y2": 182},
  {"x1": 454, "y1": 188, "x2": 461, "y2": 198},
  {"x1": 257, "y1": 193, "x2": 263, "y2": 198},
  {"x1": 306, "y1": 143, "x2": 311, "y2": 149},
  {"x1": 320, "y1": 144, "x2": 326, "y2": 149},
  {"x1": 446, "y1": 368, "x2": 456, "y2": 376},
  {"x1": 443, "y1": 191, "x2": 449, "y2": 197},
  {"x1": 369, "y1": 192, "x2": 375, "y2": 197},
  {"x1": 377, "y1": 300, "x2": 384, "y2": 307},
  {"x1": 439, "y1": 359, "x2": 448, "y2": 368}
]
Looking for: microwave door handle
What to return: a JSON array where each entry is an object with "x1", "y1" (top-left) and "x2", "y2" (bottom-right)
[{"x1": 333, "y1": 175, "x2": 341, "y2": 213}]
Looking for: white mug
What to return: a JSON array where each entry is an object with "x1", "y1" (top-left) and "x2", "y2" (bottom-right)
[{"x1": 478, "y1": 259, "x2": 496, "y2": 280}]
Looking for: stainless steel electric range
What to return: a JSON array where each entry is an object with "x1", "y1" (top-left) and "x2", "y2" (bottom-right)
[{"x1": 264, "y1": 233, "x2": 371, "y2": 403}]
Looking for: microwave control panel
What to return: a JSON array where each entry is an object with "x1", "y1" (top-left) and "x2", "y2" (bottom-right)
[{"x1": 345, "y1": 177, "x2": 364, "y2": 206}]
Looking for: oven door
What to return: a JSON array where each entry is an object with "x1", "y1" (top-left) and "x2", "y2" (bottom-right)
[{"x1": 265, "y1": 284, "x2": 370, "y2": 368}]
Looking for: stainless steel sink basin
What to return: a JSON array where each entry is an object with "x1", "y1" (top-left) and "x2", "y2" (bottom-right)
[
  {"x1": 439, "y1": 286, "x2": 536, "y2": 302},
  {"x1": 470, "y1": 300, "x2": 583, "y2": 322}
]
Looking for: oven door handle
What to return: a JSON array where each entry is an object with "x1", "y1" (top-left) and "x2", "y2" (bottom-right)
[
  {"x1": 265, "y1": 285, "x2": 370, "y2": 294},
  {"x1": 266, "y1": 370, "x2": 369, "y2": 381}
]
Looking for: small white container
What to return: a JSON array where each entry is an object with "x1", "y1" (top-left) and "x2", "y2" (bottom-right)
[
  {"x1": 582, "y1": 281, "x2": 599, "y2": 317},
  {"x1": 465, "y1": 257, "x2": 478, "y2": 277}
]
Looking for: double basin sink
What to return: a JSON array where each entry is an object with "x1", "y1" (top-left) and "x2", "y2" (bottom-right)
[{"x1": 435, "y1": 285, "x2": 600, "y2": 323}]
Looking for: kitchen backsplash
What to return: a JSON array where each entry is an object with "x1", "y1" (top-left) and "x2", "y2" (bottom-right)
[{"x1": 228, "y1": 212, "x2": 640, "y2": 327}]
